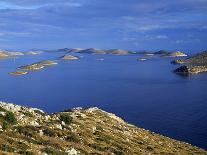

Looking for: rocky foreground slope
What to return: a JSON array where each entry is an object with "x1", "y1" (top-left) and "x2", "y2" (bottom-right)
[
  {"x1": 173, "y1": 51, "x2": 207, "y2": 74},
  {"x1": 0, "y1": 102, "x2": 206, "y2": 155}
]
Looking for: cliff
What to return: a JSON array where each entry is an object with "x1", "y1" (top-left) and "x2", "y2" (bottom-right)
[
  {"x1": 173, "y1": 51, "x2": 207, "y2": 74},
  {"x1": 0, "y1": 102, "x2": 206, "y2": 155}
]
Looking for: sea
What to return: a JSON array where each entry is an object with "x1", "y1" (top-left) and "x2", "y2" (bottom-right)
[{"x1": 0, "y1": 52, "x2": 207, "y2": 149}]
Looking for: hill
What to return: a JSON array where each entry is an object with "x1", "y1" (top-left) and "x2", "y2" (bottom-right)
[
  {"x1": 0, "y1": 102, "x2": 206, "y2": 154},
  {"x1": 173, "y1": 51, "x2": 207, "y2": 74}
]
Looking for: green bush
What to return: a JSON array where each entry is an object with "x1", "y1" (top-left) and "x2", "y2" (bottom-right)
[
  {"x1": 65, "y1": 133, "x2": 80, "y2": 142},
  {"x1": 16, "y1": 126, "x2": 35, "y2": 137},
  {"x1": 59, "y1": 114, "x2": 72, "y2": 124},
  {"x1": 43, "y1": 128, "x2": 56, "y2": 137},
  {"x1": 5, "y1": 111, "x2": 17, "y2": 124},
  {"x1": 0, "y1": 144, "x2": 15, "y2": 152},
  {"x1": 2, "y1": 121, "x2": 8, "y2": 130}
]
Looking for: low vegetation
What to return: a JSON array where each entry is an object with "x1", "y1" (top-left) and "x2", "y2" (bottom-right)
[{"x1": 0, "y1": 102, "x2": 206, "y2": 154}]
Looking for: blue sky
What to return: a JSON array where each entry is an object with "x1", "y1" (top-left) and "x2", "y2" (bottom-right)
[{"x1": 0, "y1": 0, "x2": 206, "y2": 52}]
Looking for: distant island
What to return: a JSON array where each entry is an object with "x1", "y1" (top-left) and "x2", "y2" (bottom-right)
[
  {"x1": 0, "y1": 101, "x2": 206, "y2": 154},
  {"x1": 54, "y1": 48, "x2": 187, "y2": 57},
  {"x1": 0, "y1": 50, "x2": 41, "y2": 59},
  {"x1": 173, "y1": 51, "x2": 207, "y2": 74},
  {"x1": 9, "y1": 60, "x2": 57, "y2": 76},
  {"x1": 3, "y1": 48, "x2": 207, "y2": 76}
]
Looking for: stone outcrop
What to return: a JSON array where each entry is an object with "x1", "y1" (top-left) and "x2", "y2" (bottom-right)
[{"x1": 174, "y1": 65, "x2": 207, "y2": 74}]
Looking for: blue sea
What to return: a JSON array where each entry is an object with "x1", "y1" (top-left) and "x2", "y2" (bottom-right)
[{"x1": 0, "y1": 52, "x2": 207, "y2": 149}]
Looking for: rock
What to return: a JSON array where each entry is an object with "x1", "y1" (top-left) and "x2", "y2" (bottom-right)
[
  {"x1": 39, "y1": 130, "x2": 44, "y2": 136},
  {"x1": 66, "y1": 148, "x2": 80, "y2": 155},
  {"x1": 62, "y1": 55, "x2": 79, "y2": 60},
  {"x1": 0, "y1": 112, "x2": 6, "y2": 116},
  {"x1": 61, "y1": 121, "x2": 65, "y2": 126},
  {"x1": 0, "y1": 125, "x2": 3, "y2": 131},
  {"x1": 174, "y1": 65, "x2": 207, "y2": 74},
  {"x1": 30, "y1": 121, "x2": 39, "y2": 126},
  {"x1": 54, "y1": 124, "x2": 62, "y2": 130}
]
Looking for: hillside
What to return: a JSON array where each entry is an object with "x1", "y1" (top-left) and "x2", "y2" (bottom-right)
[
  {"x1": 0, "y1": 102, "x2": 206, "y2": 155},
  {"x1": 173, "y1": 51, "x2": 207, "y2": 74}
]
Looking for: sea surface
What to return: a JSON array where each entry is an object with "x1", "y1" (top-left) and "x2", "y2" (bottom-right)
[{"x1": 0, "y1": 52, "x2": 207, "y2": 149}]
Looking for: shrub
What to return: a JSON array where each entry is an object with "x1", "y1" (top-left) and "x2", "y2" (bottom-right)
[
  {"x1": 59, "y1": 114, "x2": 72, "y2": 125},
  {"x1": 5, "y1": 111, "x2": 17, "y2": 124},
  {"x1": 41, "y1": 147, "x2": 67, "y2": 155},
  {"x1": 2, "y1": 121, "x2": 8, "y2": 130},
  {"x1": 43, "y1": 128, "x2": 56, "y2": 137},
  {"x1": 65, "y1": 133, "x2": 80, "y2": 142},
  {"x1": 16, "y1": 126, "x2": 35, "y2": 137},
  {"x1": 0, "y1": 144, "x2": 15, "y2": 152},
  {"x1": 0, "y1": 107, "x2": 6, "y2": 112}
]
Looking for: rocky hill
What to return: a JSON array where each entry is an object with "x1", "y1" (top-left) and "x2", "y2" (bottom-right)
[
  {"x1": 54, "y1": 48, "x2": 136, "y2": 55},
  {"x1": 0, "y1": 50, "x2": 41, "y2": 59},
  {"x1": 0, "y1": 101, "x2": 206, "y2": 155},
  {"x1": 173, "y1": 51, "x2": 207, "y2": 74}
]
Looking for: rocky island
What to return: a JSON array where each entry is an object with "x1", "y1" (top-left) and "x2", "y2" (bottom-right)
[
  {"x1": 153, "y1": 50, "x2": 187, "y2": 57},
  {"x1": 0, "y1": 101, "x2": 206, "y2": 155},
  {"x1": 173, "y1": 51, "x2": 207, "y2": 74},
  {"x1": 9, "y1": 70, "x2": 28, "y2": 76},
  {"x1": 0, "y1": 51, "x2": 24, "y2": 58},
  {"x1": 8, "y1": 60, "x2": 58, "y2": 76},
  {"x1": 56, "y1": 48, "x2": 136, "y2": 55},
  {"x1": 62, "y1": 55, "x2": 79, "y2": 60},
  {"x1": 18, "y1": 60, "x2": 57, "y2": 71}
]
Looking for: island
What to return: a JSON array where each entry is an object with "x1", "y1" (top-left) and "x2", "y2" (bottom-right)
[
  {"x1": 9, "y1": 71, "x2": 28, "y2": 76},
  {"x1": 61, "y1": 55, "x2": 79, "y2": 60},
  {"x1": 0, "y1": 101, "x2": 206, "y2": 154},
  {"x1": 8, "y1": 60, "x2": 59, "y2": 76},
  {"x1": 55, "y1": 48, "x2": 137, "y2": 55},
  {"x1": 153, "y1": 50, "x2": 187, "y2": 57},
  {"x1": 173, "y1": 51, "x2": 207, "y2": 74},
  {"x1": 0, "y1": 50, "x2": 42, "y2": 59},
  {"x1": 0, "y1": 51, "x2": 24, "y2": 58}
]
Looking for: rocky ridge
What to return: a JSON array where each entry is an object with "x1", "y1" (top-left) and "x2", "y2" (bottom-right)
[
  {"x1": 173, "y1": 51, "x2": 207, "y2": 74},
  {"x1": 0, "y1": 101, "x2": 206, "y2": 155}
]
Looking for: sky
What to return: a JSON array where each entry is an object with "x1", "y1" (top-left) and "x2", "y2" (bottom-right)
[{"x1": 0, "y1": 0, "x2": 206, "y2": 52}]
